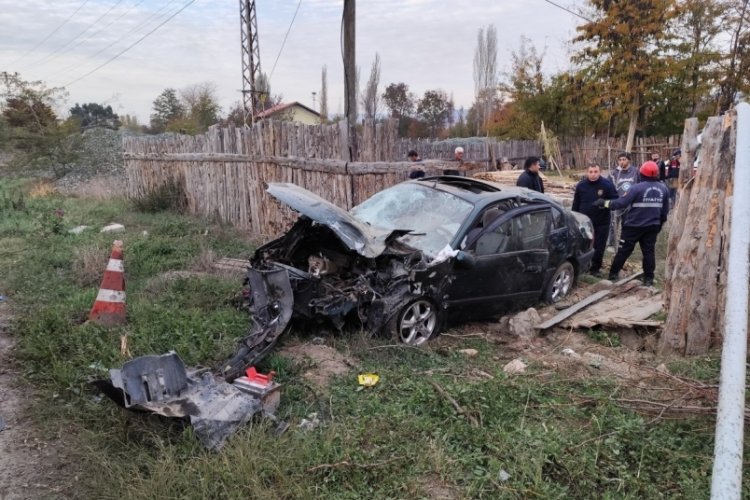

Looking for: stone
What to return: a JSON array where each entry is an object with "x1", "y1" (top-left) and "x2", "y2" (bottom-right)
[
  {"x1": 561, "y1": 348, "x2": 581, "y2": 359},
  {"x1": 503, "y1": 358, "x2": 527, "y2": 375},
  {"x1": 458, "y1": 348, "x2": 479, "y2": 358},
  {"x1": 507, "y1": 308, "x2": 541, "y2": 338},
  {"x1": 656, "y1": 363, "x2": 670, "y2": 374},
  {"x1": 101, "y1": 223, "x2": 125, "y2": 233},
  {"x1": 68, "y1": 225, "x2": 90, "y2": 234}
]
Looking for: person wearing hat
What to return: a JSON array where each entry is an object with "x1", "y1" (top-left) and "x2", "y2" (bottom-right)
[
  {"x1": 665, "y1": 149, "x2": 681, "y2": 207},
  {"x1": 593, "y1": 161, "x2": 670, "y2": 286}
]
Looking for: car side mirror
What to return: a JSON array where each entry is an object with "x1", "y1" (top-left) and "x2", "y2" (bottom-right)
[{"x1": 455, "y1": 250, "x2": 476, "y2": 269}]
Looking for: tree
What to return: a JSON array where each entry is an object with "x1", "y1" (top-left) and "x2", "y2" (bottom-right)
[
  {"x1": 69, "y1": 102, "x2": 120, "y2": 129},
  {"x1": 574, "y1": 0, "x2": 677, "y2": 151},
  {"x1": 361, "y1": 53, "x2": 381, "y2": 119},
  {"x1": 382, "y1": 82, "x2": 416, "y2": 136},
  {"x1": 320, "y1": 65, "x2": 328, "y2": 122},
  {"x1": 717, "y1": 0, "x2": 749, "y2": 113},
  {"x1": 120, "y1": 114, "x2": 143, "y2": 133},
  {"x1": 417, "y1": 89, "x2": 451, "y2": 137},
  {"x1": 180, "y1": 82, "x2": 221, "y2": 132},
  {"x1": 150, "y1": 88, "x2": 185, "y2": 132},
  {"x1": 472, "y1": 25, "x2": 499, "y2": 135}
]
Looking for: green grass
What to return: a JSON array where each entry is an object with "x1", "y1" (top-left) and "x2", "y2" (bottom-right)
[{"x1": 0, "y1": 179, "x2": 745, "y2": 499}]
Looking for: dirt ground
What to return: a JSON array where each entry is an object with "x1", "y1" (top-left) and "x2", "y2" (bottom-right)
[
  {"x1": 0, "y1": 301, "x2": 68, "y2": 500},
  {"x1": 279, "y1": 342, "x2": 358, "y2": 388}
]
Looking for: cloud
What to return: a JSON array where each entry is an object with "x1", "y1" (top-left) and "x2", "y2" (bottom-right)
[{"x1": 0, "y1": 0, "x2": 582, "y2": 122}]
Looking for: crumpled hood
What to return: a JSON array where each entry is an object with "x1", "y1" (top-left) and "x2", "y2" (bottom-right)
[{"x1": 267, "y1": 182, "x2": 406, "y2": 258}]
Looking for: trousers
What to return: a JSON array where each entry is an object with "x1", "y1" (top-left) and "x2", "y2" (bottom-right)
[
  {"x1": 591, "y1": 224, "x2": 610, "y2": 272},
  {"x1": 609, "y1": 225, "x2": 661, "y2": 280}
]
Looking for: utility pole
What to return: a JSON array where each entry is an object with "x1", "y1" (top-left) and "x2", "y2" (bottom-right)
[
  {"x1": 343, "y1": 0, "x2": 358, "y2": 161},
  {"x1": 240, "y1": 0, "x2": 262, "y2": 127}
]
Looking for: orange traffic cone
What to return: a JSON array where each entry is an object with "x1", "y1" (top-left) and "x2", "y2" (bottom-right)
[{"x1": 89, "y1": 240, "x2": 126, "y2": 326}]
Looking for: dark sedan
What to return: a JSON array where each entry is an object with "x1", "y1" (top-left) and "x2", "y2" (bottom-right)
[{"x1": 222, "y1": 176, "x2": 594, "y2": 379}]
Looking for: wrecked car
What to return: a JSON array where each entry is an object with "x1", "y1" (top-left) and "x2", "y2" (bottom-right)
[{"x1": 221, "y1": 176, "x2": 594, "y2": 379}]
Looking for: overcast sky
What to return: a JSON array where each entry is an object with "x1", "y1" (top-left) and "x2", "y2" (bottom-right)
[{"x1": 0, "y1": 0, "x2": 583, "y2": 123}]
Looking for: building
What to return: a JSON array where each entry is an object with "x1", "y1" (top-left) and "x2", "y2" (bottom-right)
[{"x1": 256, "y1": 102, "x2": 321, "y2": 125}]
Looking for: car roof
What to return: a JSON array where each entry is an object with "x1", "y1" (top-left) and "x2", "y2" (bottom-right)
[{"x1": 409, "y1": 175, "x2": 557, "y2": 208}]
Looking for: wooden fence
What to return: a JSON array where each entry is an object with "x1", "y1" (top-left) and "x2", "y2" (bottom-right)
[
  {"x1": 124, "y1": 122, "x2": 458, "y2": 236},
  {"x1": 397, "y1": 135, "x2": 682, "y2": 170}
]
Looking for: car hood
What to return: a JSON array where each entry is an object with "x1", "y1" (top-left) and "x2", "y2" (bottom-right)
[{"x1": 267, "y1": 182, "x2": 408, "y2": 259}]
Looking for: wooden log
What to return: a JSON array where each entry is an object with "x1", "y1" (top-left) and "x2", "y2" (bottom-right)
[{"x1": 660, "y1": 113, "x2": 737, "y2": 355}]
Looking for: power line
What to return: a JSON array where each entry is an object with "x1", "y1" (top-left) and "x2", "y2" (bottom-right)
[
  {"x1": 268, "y1": 0, "x2": 303, "y2": 81},
  {"x1": 30, "y1": 0, "x2": 126, "y2": 69},
  {"x1": 55, "y1": 0, "x2": 181, "y2": 84},
  {"x1": 45, "y1": 0, "x2": 149, "y2": 81},
  {"x1": 540, "y1": 0, "x2": 593, "y2": 23},
  {"x1": 5, "y1": 0, "x2": 90, "y2": 69},
  {"x1": 64, "y1": 0, "x2": 196, "y2": 87}
]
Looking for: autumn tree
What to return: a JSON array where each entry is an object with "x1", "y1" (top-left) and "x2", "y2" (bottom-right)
[
  {"x1": 361, "y1": 53, "x2": 382, "y2": 119},
  {"x1": 574, "y1": 0, "x2": 677, "y2": 151},
  {"x1": 717, "y1": 0, "x2": 750, "y2": 113},
  {"x1": 472, "y1": 25, "x2": 498, "y2": 135},
  {"x1": 180, "y1": 82, "x2": 221, "y2": 132}
]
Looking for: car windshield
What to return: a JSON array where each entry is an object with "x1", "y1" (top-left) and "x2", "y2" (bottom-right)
[{"x1": 350, "y1": 183, "x2": 473, "y2": 256}]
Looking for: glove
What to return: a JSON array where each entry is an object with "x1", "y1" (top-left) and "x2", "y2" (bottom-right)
[{"x1": 593, "y1": 199, "x2": 609, "y2": 209}]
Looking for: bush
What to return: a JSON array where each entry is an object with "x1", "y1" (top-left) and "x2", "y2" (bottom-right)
[{"x1": 132, "y1": 180, "x2": 187, "y2": 213}]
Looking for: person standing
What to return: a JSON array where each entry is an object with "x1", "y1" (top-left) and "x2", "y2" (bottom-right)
[
  {"x1": 609, "y1": 152, "x2": 640, "y2": 249},
  {"x1": 593, "y1": 161, "x2": 669, "y2": 287},
  {"x1": 664, "y1": 149, "x2": 681, "y2": 207},
  {"x1": 652, "y1": 151, "x2": 668, "y2": 182},
  {"x1": 407, "y1": 149, "x2": 425, "y2": 178},
  {"x1": 572, "y1": 163, "x2": 619, "y2": 276},
  {"x1": 443, "y1": 146, "x2": 463, "y2": 176},
  {"x1": 516, "y1": 156, "x2": 544, "y2": 193}
]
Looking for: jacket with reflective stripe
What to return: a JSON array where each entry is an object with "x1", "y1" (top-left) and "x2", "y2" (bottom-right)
[{"x1": 608, "y1": 179, "x2": 670, "y2": 227}]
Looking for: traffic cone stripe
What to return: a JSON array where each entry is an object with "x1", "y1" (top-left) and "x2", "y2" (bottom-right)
[
  {"x1": 89, "y1": 240, "x2": 127, "y2": 326},
  {"x1": 106, "y1": 258, "x2": 124, "y2": 272},
  {"x1": 96, "y1": 289, "x2": 126, "y2": 303}
]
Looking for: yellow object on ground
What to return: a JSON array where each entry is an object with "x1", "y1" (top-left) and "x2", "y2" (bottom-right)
[{"x1": 357, "y1": 373, "x2": 380, "y2": 387}]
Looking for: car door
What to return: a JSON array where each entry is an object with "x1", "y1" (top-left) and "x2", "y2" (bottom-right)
[{"x1": 447, "y1": 206, "x2": 552, "y2": 318}]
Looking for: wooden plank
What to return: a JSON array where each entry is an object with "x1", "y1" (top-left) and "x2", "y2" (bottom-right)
[{"x1": 536, "y1": 272, "x2": 643, "y2": 330}]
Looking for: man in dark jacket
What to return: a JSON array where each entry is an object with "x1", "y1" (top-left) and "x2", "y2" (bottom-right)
[
  {"x1": 572, "y1": 163, "x2": 618, "y2": 276},
  {"x1": 594, "y1": 161, "x2": 670, "y2": 286},
  {"x1": 516, "y1": 156, "x2": 544, "y2": 193}
]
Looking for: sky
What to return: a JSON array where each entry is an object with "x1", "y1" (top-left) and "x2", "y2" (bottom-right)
[{"x1": 0, "y1": 0, "x2": 584, "y2": 123}]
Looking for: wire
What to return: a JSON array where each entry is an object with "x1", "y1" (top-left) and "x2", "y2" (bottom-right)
[
  {"x1": 268, "y1": 0, "x2": 303, "y2": 81},
  {"x1": 45, "y1": 0, "x2": 149, "y2": 81},
  {"x1": 64, "y1": 0, "x2": 195, "y2": 87},
  {"x1": 30, "y1": 0, "x2": 126, "y2": 69},
  {"x1": 540, "y1": 0, "x2": 593, "y2": 23},
  {"x1": 55, "y1": 0, "x2": 180, "y2": 84},
  {"x1": 5, "y1": 0, "x2": 90, "y2": 69}
]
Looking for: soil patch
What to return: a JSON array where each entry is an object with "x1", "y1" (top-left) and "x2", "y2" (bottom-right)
[
  {"x1": 0, "y1": 302, "x2": 68, "y2": 499},
  {"x1": 280, "y1": 342, "x2": 358, "y2": 388}
]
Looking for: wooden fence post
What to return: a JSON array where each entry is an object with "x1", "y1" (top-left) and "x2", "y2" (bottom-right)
[{"x1": 661, "y1": 113, "x2": 737, "y2": 355}]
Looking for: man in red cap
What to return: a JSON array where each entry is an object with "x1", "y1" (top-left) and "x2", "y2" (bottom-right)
[{"x1": 593, "y1": 161, "x2": 670, "y2": 286}]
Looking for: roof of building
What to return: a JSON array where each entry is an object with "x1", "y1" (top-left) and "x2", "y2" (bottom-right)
[{"x1": 256, "y1": 101, "x2": 320, "y2": 120}]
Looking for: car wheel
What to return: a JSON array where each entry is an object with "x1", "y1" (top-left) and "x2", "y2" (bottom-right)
[
  {"x1": 545, "y1": 261, "x2": 575, "y2": 303},
  {"x1": 389, "y1": 298, "x2": 439, "y2": 346}
]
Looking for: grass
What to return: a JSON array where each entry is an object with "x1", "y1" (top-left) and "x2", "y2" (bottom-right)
[{"x1": 0, "y1": 178, "x2": 746, "y2": 499}]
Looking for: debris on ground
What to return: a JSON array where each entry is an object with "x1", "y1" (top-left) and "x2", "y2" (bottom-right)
[
  {"x1": 503, "y1": 358, "x2": 527, "y2": 375},
  {"x1": 68, "y1": 225, "x2": 90, "y2": 235},
  {"x1": 561, "y1": 348, "x2": 581, "y2": 359},
  {"x1": 280, "y1": 343, "x2": 357, "y2": 388},
  {"x1": 498, "y1": 469, "x2": 511, "y2": 482},
  {"x1": 100, "y1": 223, "x2": 125, "y2": 233},
  {"x1": 357, "y1": 373, "x2": 380, "y2": 387},
  {"x1": 500, "y1": 307, "x2": 541, "y2": 339},
  {"x1": 95, "y1": 352, "x2": 281, "y2": 450},
  {"x1": 298, "y1": 413, "x2": 321, "y2": 431},
  {"x1": 458, "y1": 348, "x2": 479, "y2": 358}
]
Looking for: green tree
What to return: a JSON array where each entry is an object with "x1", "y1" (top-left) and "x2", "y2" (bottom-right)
[
  {"x1": 417, "y1": 90, "x2": 451, "y2": 138},
  {"x1": 150, "y1": 88, "x2": 185, "y2": 132},
  {"x1": 69, "y1": 102, "x2": 120, "y2": 129},
  {"x1": 382, "y1": 82, "x2": 416, "y2": 136},
  {"x1": 574, "y1": 0, "x2": 677, "y2": 151}
]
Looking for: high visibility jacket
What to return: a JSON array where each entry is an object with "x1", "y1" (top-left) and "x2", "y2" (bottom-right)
[{"x1": 608, "y1": 179, "x2": 669, "y2": 227}]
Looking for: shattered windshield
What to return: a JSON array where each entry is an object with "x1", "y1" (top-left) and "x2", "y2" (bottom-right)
[{"x1": 350, "y1": 183, "x2": 473, "y2": 256}]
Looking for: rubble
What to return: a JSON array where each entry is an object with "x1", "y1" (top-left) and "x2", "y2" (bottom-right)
[
  {"x1": 100, "y1": 223, "x2": 125, "y2": 233},
  {"x1": 458, "y1": 348, "x2": 479, "y2": 358},
  {"x1": 503, "y1": 358, "x2": 527, "y2": 374}
]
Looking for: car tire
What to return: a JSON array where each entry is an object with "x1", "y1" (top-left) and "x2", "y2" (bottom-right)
[
  {"x1": 545, "y1": 261, "x2": 575, "y2": 303},
  {"x1": 388, "y1": 298, "x2": 440, "y2": 346}
]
